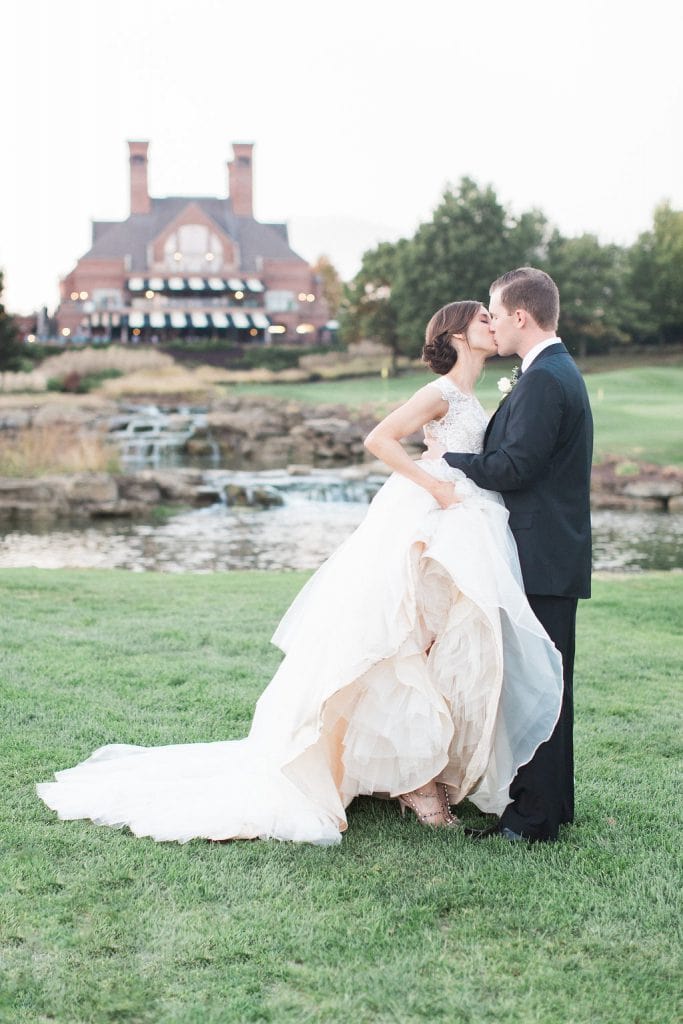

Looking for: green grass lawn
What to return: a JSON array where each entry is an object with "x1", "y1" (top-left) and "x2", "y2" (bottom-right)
[
  {"x1": 1, "y1": 569, "x2": 681, "y2": 1023},
  {"x1": 228, "y1": 361, "x2": 683, "y2": 466}
]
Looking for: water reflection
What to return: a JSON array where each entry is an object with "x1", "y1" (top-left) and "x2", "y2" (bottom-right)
[{"x1": 0, "y1": 501, "x2": 681, "y2": 574}]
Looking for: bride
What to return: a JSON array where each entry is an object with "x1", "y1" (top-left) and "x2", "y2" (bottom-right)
[{"x1": 37, "y1": 300, "x2": 563, "y2": 845}]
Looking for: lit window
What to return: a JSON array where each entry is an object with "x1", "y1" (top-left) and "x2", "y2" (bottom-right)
[
  {"x1": 234, "y1": 290, "x2": 244, "y2": 300},
  {"x1": 306, "y1": 294, "x2": 315, "y2": 302},
  {"x1": 145, "y1": 289, "x2": 155, "y2": 298},
  {"x1": 298, "y1": 292, "x2": 307, "y2": 301},
  {"x1": 296, "y1": 323, "x2": 315, "y2": 334},
  {"x1": 61, "y1": 328, "x2": 71, "y2": 337},
  {"x1": 249, "y1": 328, "x2": 258, "y2": 336},
  {"x1": 70, "y1": 291, "x2": 79, "y2": 301},
  {"x1": 80, "y1": 291, "x2": 89, "y2": 300},
  {"x1": 267, "y1": 325, "x2": 287, "y2": 335}
]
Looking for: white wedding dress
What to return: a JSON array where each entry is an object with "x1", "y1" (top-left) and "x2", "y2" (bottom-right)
[{"x1": 37, "y1": 378, "x2": 563, "y2": 845}]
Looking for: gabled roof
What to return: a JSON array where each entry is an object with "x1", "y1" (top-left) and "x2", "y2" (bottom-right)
[{"x1": 83, "y1": 197, "x2": 306, "y2": 272}]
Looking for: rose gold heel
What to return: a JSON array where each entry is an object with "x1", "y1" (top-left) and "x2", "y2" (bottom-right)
[{"x1": 396, "y1": 785, "x2": 460, "y2": 828}]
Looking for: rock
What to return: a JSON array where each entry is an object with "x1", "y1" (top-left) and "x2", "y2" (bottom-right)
[
  {"x1": 116, "y1": 475, "x2": 162, "y2": 503},
  {"x1": 287, "y1": 464, "x2": 314, "y2": 476},
  {"x1": 33, "y1": 404, "x2": 91, "y2": 427},
  {"x1": 0, "y1": 410, "x2": 32, "y2": 430},
  {"x1": 63, "y1": 474, "x2": 118, "y2": 505},
  {"x1": 667, "y1": 496, "x2": 683, "y2": 512},
  {"x1": 0, "y1": 477, "x2": 70, "y2": 515},
  {"x1": 184, "y1": 438, "x2": 215, "y2": 456},
  {"x1": 224, "y1": 483, "x2": 284, "y2": 508},
  {"x1": 250, "y1": 486, "x2": 284, "y2": 508},
  {"x1": 140, "y1": 469, "x2": 202, "y2": 502},
  {"x1": 193, "y1": 485, "x2": 223, "y2": 506},
  {"x1": 622, "y1": 480, "x2": 683, "y2": 499}
]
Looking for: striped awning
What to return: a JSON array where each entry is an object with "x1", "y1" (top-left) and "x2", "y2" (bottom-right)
[
  {"x1": 126, "y1": 277, "x2": 264, "y2": 294},
  {"x1": 119, "y1": 310, "x2": 271, "y2": 331}
]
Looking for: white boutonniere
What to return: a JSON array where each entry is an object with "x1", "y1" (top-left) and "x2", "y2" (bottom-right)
[{"x1": 497, "y1": 365, "x2": 520, "y2": 399}]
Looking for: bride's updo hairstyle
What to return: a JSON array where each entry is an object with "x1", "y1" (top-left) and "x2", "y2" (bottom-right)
[{"x1": 422, "y1": 300, "x2": 483, "y2": 375}]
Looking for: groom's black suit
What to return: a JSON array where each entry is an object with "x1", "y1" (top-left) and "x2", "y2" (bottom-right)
[{"x1": 443, "y1": 342, "x2": 593, "y2": 840}]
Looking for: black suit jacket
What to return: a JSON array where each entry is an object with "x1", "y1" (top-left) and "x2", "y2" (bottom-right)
[{"x1": 444, "y1": 343, "x2": 593, "y2": 597}]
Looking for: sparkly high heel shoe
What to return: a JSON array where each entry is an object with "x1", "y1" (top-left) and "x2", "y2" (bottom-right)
[
  {"x1": 437, "y1": 783, "x2": 461, "y2": 826},
  {"x1": 397, "y1": 786, "x2": 459, "y2": 828}
]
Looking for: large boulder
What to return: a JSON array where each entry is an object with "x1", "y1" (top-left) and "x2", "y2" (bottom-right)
[{"x1": 0, "y1": 476, "x2": 70, "y2": 519}]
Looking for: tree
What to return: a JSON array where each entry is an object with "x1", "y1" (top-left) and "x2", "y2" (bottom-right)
[
  {"x1": 542, "y1": 233, "x2": 635, "y2": 358},
  {"x1": 345, "y1": 178, "x2": 550, "y2": 360},
  {"x1": 629, "y1": 202, "x2": 683, "y2": 343},
  {"x1": 340, "y1": 240, "x2": 407, "y2": 372},
  {"x1": 0, "y1": 271, "x2": 24, "y2": 371},
  {"x1": 312, "y1": 254, "x2": 343, "y2": 318}
]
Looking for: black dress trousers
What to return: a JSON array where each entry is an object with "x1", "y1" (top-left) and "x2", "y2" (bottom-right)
[{"x1": 499, "y1": 595, "x2": 578, "y2": 841}]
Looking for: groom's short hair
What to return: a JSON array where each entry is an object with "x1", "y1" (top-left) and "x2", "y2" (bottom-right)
[{"x1": 490, "y1": 267, "x2": 560, "y2": 330}]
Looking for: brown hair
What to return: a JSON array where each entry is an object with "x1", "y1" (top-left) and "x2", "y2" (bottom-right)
[
  {"x1": 490, "y1": 267, "x2": 560, "y2": 330},
  {"x1": 422, "y1": 300, "x2": 483, "y2": 375}
]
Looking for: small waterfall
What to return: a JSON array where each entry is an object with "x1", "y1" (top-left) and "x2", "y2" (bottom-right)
[{"x1": 108, "y1": 405, "x2": 217, "y2": 467}]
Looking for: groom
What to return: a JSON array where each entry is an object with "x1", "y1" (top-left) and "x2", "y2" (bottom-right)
[{"x1": 442, "y1": 267, "x2": 593, "y2": 842}]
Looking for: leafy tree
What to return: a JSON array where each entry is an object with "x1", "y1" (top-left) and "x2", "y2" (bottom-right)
[
  {"x1": 629, "y1": 202, "x2": 683, "y2": 343},
  {"x1": 542, "y1": 233, "x2": 635, "y2": 358},
  {"x1": 344, "y1": 178, "x2": 550, "y2": 360},
  {"x1": 312, "y1": 254, "x2": 343, "y2": 318},
  {"x1": 0, "y1": 271, "x2": 24, "y2": 371},
  {"x1": 340, "y1": 240, "x2": 406, "y2": 371}
]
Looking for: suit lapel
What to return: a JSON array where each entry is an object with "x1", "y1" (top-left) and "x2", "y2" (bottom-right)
[{"x1": 484, "y1": 343, "x2": 568, "y2": 448}]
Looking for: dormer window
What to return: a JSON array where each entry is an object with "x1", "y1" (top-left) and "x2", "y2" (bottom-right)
[{"x1": 163, "y1": 224, "x2": 224, "y2": 272}]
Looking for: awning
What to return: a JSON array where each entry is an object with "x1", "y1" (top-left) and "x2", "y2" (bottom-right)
[
  {"x1": 250, "y1": 312, "x2": 270, "y2": 329},
  {"x1": 168, "y1": 277, "x2": 185, "y2": 291},
  {"x1": 231, "y1": 312, "x2": 250, "y2": 329},
  {"x1": 210, "y1": 312, "x2": 230, "y2": 329},
  {"x1": 150, "y1": 312, "x2": 167, "y2": 329},
  {"x1": 228, "y1": 278, "x2": 246, "y2": 291},
  {"x1": 208, "y1": 277, "x2": 226, "y2": 291},
  {"x1": 188, "y1": 277, "x2": 205, "y2": 291},
  {"x1": 128, "y1": 312, "x2": 146, "y2": 329},
  {"x1": 128, "y1": 277, "x2": 145, "y2": 291},
  {"x1": 170, "y1": 312, "x2": 188, "y2": 329},
  {"x1": 190, "y1": 312, "x2": 209, "y2": 328},
  {"x1": 246, "y1": 278, "x2": 264, "y2": 292},
  {"x1": 148, "y1": 277, "x2": 165, "y2": 291}
]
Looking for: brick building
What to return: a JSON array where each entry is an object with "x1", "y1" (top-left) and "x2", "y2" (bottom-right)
[{"x1": 57, "y1": 141, "x2": 330, "y2": 344}]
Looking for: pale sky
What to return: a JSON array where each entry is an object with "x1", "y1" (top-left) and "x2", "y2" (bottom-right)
[{"x1": 3, "y1": 0, "x2": 681, "y2": 314}]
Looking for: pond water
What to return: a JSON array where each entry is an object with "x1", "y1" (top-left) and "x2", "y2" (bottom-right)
[{"x1": 0, "y1": 468, "x2": 681, "y2": 573}]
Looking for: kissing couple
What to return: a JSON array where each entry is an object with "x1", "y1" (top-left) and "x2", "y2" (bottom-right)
[{"x1": 38, "y1": 266, "x2": 593, "y2": 846}]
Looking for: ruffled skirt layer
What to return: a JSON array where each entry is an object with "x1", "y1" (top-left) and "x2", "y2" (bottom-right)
[{"x1": 37, "y1": 462, "x2": 563, "y2": 845}]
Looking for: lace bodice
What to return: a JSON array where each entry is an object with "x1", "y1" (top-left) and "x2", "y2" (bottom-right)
[{"x1": 423, "y1": 378, "x2": 489, "y2": 454}]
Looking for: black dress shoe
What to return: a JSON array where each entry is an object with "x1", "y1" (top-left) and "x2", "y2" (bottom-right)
[{"x1": 465, "y1": 824, "x2": 529, "y2": 842}]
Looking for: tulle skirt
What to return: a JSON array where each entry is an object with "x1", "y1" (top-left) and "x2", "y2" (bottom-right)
[{"x1": 37, "y1": 461, "x2": 563, "y2": 845}]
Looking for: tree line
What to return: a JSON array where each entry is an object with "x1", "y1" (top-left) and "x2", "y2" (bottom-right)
[{"x1": 341, "y1": 178, "x2": 683, "y2": 362}]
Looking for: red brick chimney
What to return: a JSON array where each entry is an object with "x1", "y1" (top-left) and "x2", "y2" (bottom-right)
[
  {"x1": 228, "y1": 143, "x2": 254, "y2": 217},
  {"x1": 128, "y1": 140, "x2": 151, "y2": 215}
]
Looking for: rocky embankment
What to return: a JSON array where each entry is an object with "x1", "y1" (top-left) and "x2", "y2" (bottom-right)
[{"x1": 0, "y1": 394, "x2": 681, "y2": 519}]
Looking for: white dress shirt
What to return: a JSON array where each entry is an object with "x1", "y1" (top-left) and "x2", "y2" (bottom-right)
[{"x1": 521, "y1": 337, "x2": 562, "y2": 373}]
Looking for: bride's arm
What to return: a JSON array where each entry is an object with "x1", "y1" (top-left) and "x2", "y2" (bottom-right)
[{"x1": 364, "y1": 386, "x2": 458, "y2": 510}]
